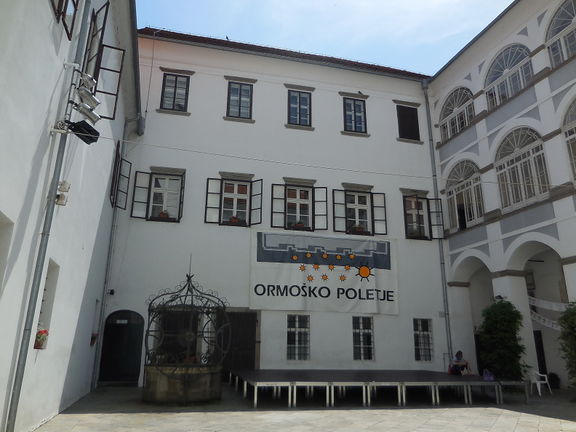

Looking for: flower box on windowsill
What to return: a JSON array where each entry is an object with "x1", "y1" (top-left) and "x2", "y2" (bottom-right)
[
  {"x1": 289, "y1": 222, "x2": 311, "y2": 231},
  {"x1": 223, "y1": 217, "x2": 247, "y2": 227},
  {"x1": 348, "y1": 225, "x2": 370, "y2": 236},
  {"x1": 34, "y1": 329, "x2": 49, "y2": 350}
]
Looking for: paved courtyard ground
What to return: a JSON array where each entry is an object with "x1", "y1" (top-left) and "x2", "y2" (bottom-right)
[{"x1": 36, "y1": 384, "x2": 576, "y2": 432}]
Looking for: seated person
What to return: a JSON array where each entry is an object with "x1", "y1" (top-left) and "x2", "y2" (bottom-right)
[{"x1": 450, "y1": 350, "x2": 470, "y2": 375}]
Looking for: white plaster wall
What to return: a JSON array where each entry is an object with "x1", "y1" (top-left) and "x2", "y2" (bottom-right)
[
  {"x1": 107, "y1": 36, "x2": 448, "y2": 374},
  {"x1": 0, "y1": 1, "x2": 138, "y2": 431}
]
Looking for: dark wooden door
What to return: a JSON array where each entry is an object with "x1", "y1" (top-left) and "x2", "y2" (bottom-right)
[
  {"x1": 99, "y1": 310, "x2": 144, "y2": 383},
  {"x1": 222, "y1": 312, "x2": 257, "y2": 372}
]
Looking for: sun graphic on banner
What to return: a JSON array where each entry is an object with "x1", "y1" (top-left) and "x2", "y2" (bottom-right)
[
  {"x1": 307, "y1": 275, "x2": 314, "y2": 282},
  {"x1": 340, "y1": 275, "x2": 347, "y2": 282},
  {"x1": 299, "y1": 264, "x2": 306, "y2": 272},
  {"x1": 336, "y1": 254, "x2": 342, "y2": 260},
  {"x1": 322, "y1": 253, "x2": 329, "y2": 259},
  {"x1": 328, "y1": 264, "x2": 335, "y2": 271},
  {"x1": 305, "y1": 252, "x2": 312, "y2": 258},
  {"x1": 349, "y1": 254, "x2": 356, "y2": 260},
  {"x1": 313, "y1": 264, "x2": 320, "y2": 271},
  {"x1": 321, "y1": 274, "x2": 329, "y2": 281},
  {"x1": 292, "y1": 255, "x2": 299, "y2": 261},
  {"x1": 344, "y1": 265, "x2": 351, "y2": 271},
  {"x1": 356, "y1": 265, "x2": 374, "y2": 281}
]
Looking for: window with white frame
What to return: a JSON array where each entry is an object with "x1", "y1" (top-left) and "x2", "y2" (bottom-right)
[
  {"x1": 352, "y1": 316, "x2": 374, "y2": 360},
  {"x1": 439, "y1": 88, "x2": 475, "y2": 142},
  {"x1": 271, "y1": 183, "x2": 328, "y2": 230},
  {"x1": 287, "y1": 315, "x2": 310, "y2": 360},
  {"x1": 564, "y1": 99, "x2": 576, "y2": 177},
  {"x1": 413, "y1": 318, "x2": 433, "y2": 361},
  {"x1": 131, "y1": 170, "x2": 185, "y2": 222},
  {"x1": 446, "y1": 161, "x2": 484, "y2": 231},
  {"x1": 205, "y1": 176, "x2": 263, "y2": 226},
  {"x1": 333, "y1": 189, "x2": 387, "y2": 235},
  {"x1": 343, "y1": 97, "x2": 367, "y2": 133},
  {"x1": 546, "y1": 0, "x2": 576, "y2": 69},
  {"x1": 403, "y1": 195, "x2": 444, "y2": 240},
  {"x1": 484, "y1": 45, "x2": 533, "y2": 111},
  {"x1": 495, "y1": 128, "x2": 550, "y2": 210}
]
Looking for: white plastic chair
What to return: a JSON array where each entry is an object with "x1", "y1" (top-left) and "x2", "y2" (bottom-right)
[{"x1": 531, "y1": 372, "x2": 552, "y2": 396}]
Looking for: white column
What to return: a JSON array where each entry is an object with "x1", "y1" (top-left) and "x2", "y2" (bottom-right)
[
  {"x1": 491, "y1": 274, "x2": 538, "y2": 372},
  {"x1": 562, "y1": 261, "x2": 576, "y2": 302}
]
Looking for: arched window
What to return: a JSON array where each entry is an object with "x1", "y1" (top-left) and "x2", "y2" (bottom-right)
[
  {"x1": 484, "y1": 45, "x2": 533, "y2": 110},
  {"x1": 564, "y1": 99, "x2": 576, "y2": 177},
  {"x1": 495, "y1": 128, "x2": 550, "y2": 210},
  {"x1": 439, "y1": 88, "x2": 475, "y2": 142},
  {"x1": 546, "y1": 0, "x2": 576, "y2": 68},
  {"x1": 446, "y1": 161, "x2": 484, "y2": 231}
]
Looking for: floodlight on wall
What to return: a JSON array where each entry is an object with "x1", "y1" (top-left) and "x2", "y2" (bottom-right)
[
  {"x1": 72, "y1": 102, "x2": 101, "y2": 124},
  {"x1": 80, "y1": 73, "x2": 97, "y2": 90},
  {"x1": 76, "y1": 86, "x2": 101, "y2": 109},
  {"x1": 55, "y1": 193, "x2": 68, "y2": 206},
  {"x1": 66, "y1": 120, "x2": 100, "y2": 144}
]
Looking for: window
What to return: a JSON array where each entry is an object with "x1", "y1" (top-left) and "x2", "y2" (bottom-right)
[
  {"x1": 495, "y1": 128, "x2": 550, "y2": 210},
  {"x1": 130, "y1": 170, "x2": 185, "y2": 222},
  {"x1": 109, "y1": 142, "x2": 132, "y2": 209},
  {"x1": 546, "y1": 0, "x2": 576, "y2": 68},
  {"x1": 352, "y1": 316, "x2": 374, "y2": 360},
  {"x1": 161, "y1": 73, "x2": 190, "y2": 111},
  {"x1": 287, "y1": 315, "x2": 310, "y2": 360},
  {"x1": 403, "y1": 195, "x2": 444, "y2": 240},
  {"x1": 413, "y1": 319, "x2": 433, "y2": 361},
  {"x1": 396, "y1": 105, "x2": 421, "y2": 141},
  {"x1": 271, "y1": 183, "x2": 327, "y2": 230},
  {"x1": 484, "y1": 45, "x2": 533, "y2": 110},
  {"x1": 288, "y1": 90, "x2": 311, "y2": 126},
  {"x1": 333, "y1": 189, "x2": 387, "y2": 235},
  {"x1": 446, "y1": 161, "x2": 484, "y2": 231},
  {"x1": 227, "y1": 82, "x2": 253, "y2": 119},
  {"x1": 83, "y1": 2, "x2": 110, "y2": 80},
  {"x1": 50, "y1": 0, "x2": 79, "y2": 40},
  {"x1": 205, "y1": 177, "x2": 263, "y2": 226},
  {"x1": 564, "y1": 99, "x2": 576, "y2": 177},
  {"x1": 343, "y1": 98, "x2": 367, "y2": 133},
  {"x1": 439, "y1": 88, "x2": 475, "y2": 142}
]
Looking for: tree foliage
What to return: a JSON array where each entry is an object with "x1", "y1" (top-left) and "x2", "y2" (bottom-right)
[
  {"x1": 558, "y1": 303, "x2": 576, "y2": 388},
  {"x1": 477, "y1": 300, "x2": 526, "y2": 380}
]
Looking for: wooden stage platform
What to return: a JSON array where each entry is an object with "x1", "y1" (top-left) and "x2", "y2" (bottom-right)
[{"x1": 228, "y1": 369, "x2": 529, "y2": 408}]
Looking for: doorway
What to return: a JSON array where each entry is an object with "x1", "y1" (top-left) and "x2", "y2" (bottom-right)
[
  {"x1": 222, "y1": 311, "x2": 258, "y2": 372},
  {"x1": 99, "y1": 310, "x2": 144, "y2": 384}
]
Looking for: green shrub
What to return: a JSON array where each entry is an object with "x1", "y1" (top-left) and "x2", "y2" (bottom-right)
[
  {"x1": 477, "y1": 300, "x2": 526, "y2": 380},
  {"x1": 558, "y1": 303, "x2": 576, "y2": 388}
]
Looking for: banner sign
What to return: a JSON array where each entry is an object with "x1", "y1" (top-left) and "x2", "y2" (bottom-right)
[{"x1": 250, "y1": 232, "x2": 398, "y2": 314}]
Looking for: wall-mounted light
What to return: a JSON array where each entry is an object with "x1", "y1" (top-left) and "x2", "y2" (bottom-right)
[
  {"x1": 80, "y1": 73, "x2": 97, "y2": 90},
  {"x1": 55, "y1": 193, "x2": 68, "y2": 206},
  {"x1": 66, "y1": 120, "x2": 100, "y2": 144},
  {"x1": 76, "y1": 86, "x2": 101, "y2": 109},
  {"x1": 58, "y1": 181, "x2": 71, "y2": 192},
  {"x1": 72, "y1": 102, "x2": 101, "y2": 124}
]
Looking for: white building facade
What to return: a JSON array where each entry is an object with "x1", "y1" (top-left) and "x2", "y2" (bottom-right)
[
  {"x1": 103, "y1": 28, "x2": 450, "y2": 378},
  {"x1": 428, "y1": 0, "x2": 576, "y2": 387},
  {"x1": 0, "y1": 1, "x2": 141, "y2": 431}
]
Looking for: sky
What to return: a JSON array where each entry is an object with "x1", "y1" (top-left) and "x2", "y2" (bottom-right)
[{"x1": 136, "y1": 0, "x2": 514, "y2": 76}]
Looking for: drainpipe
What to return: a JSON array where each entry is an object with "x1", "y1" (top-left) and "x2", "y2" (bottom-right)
[
  {"x1": 422, "y1": 79, "x2": 454, "y2": 363},
  {"x1": 4, "y1": 2, "x2": 92, "y2": 432}
]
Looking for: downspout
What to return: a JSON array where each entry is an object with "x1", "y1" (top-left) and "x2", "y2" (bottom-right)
[
  {"x1": 422, "y1": 78, "x2": 454, "y2": 364},
  {"x1": 4, "y1": 2, "x2": 92, "y2": 431}
]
